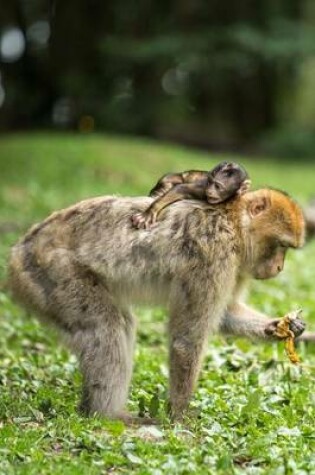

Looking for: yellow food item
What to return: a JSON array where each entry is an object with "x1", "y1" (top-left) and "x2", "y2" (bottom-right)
[
  {"x1": 284, "y1": 337, "x2": 300, "y2": 364},
  {"x1": 274, "y1": 311, "x2": 302, "y2": 364}
]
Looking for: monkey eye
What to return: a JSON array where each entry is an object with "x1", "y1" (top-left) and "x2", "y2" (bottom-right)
[{"x1": 275, "y1": 240, "x2": 289, "y2": 250}]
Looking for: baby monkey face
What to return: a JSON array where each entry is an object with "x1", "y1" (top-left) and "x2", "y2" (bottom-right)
[{"x1": 206, "y1": 162, "x2": 248, "y2": 204}]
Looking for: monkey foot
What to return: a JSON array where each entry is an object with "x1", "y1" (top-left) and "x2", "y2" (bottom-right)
[
  {"x1": 149, "y1": 190, "x2": 167, "y2": 198},
  {"x1": 131, "y1": 212, "x2": 157, "y2": 230}
]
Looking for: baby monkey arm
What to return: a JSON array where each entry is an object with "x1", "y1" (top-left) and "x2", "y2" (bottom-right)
[
  {"x1": 149, "y1": 171, "x2": 208, "y2": 198},
  {"x1": 132, "y1": 182, "x2": 207, "y2": 229},
  {"x1": 132, "y1": 162, "x2": 250, "y2": 229}
]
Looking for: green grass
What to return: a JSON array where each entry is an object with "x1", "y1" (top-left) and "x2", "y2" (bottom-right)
[{"x1": 0, "y1": 133, "x2": 315, "y2": 475}]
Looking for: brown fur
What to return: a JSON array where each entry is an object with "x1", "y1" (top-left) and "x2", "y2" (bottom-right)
[
  {"x1": 305, "y1": 199, "x2": 315, "y2": 240},
  {"x1": 8, "y1": 190, "x2": 306, "y2": 422}
]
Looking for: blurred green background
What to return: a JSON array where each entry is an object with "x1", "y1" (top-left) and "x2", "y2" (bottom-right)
[{"x1": 1, "y1": 0, "x2": 315, "y2": 157}]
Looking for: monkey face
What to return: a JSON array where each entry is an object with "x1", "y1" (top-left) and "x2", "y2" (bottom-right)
[
  {"x1": 207, "y1": 163, "x2": 248, "y2": 204},
  {"x1": 206, "y1": 180, "x2": 226, "y2": 204},
  {"x1": 252, "y1": 243, "x2": 287, "y2": 279},
  {"x1": 206, "y1": 180, "x2": 229, "y2": 204},
  {"x1": 244, "y1": 189, "x2": 305, "y2": 280}
]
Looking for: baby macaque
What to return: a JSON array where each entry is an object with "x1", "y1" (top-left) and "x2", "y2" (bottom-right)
[{"x1": 132, "y1": 161, "x2": 250, "y2": 229}]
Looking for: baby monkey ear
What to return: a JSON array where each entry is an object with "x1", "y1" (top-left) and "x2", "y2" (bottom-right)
[{"x1": 248, "y1": 195, "x2": 270, "y2": 218}]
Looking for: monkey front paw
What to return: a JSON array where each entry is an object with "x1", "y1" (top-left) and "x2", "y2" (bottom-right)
[
  {"x1": 131, "y1": 212, "x2": 157, "y2": 229},
  {"x1": 238, "y1": 179, "x2": 252, "y2": 195},
  {"x1": 131, "y1": 213, "x2": 146, "y2": 229},
  {"x1": 265, "y1": 311, "x2": 306, "y2": 339},
  {"x1": 288, "y1": 317, "x2": 306, "y2": 338}
]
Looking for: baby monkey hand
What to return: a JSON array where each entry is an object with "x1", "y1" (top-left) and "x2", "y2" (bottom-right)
[
  {"x1": 131, "y1": 210, "x2": 158, "y2": 229},
  {"x1": 237, "y1": 179, "x2": 252, "y2": 196}
]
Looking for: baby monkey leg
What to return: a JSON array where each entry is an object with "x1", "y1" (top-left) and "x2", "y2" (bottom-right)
[
  {"x1": 149, "y1": 171, "x2": 208, "y2": 198},
  {"x1": 132, "y1": 183, "x2": 207, "y2": 229}
]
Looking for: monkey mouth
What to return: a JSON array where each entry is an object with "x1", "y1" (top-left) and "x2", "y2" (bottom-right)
[
  {"x1": 254, "y1": 269, "x2": 281, "y2": 280},
  {"x1": 206, "y1": 195, "x2": 221, "y2": 204}
]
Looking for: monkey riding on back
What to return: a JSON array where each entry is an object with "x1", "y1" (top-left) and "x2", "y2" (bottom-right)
[{"x1": 8, "y1": 171, "x2": 307, "y2": 423}]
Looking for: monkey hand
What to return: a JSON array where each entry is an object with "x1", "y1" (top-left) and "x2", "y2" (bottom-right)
[
  {"x1": 265, "y1": 310, "x2": 305, "y2": 340},
  {"x1": 131, "y1": 211, "x2": 158, "y2": 229},
  {"x1": 265, "y1": 310, "x2": 304, "y2": 364},
  {"x1": 237, "y1": 179, "x2": 252, "y2": 195}
]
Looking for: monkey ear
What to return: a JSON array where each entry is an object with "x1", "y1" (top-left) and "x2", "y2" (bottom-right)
[{"x1": 249, "y1": 196, "x2": 269, "y2": 217}]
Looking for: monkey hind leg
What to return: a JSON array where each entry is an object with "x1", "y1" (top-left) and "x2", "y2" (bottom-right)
[
  {"x1": 62, "y1": 283, "x2": 137, "y2": 419},
  {"x1": 75, "y1": 307, "x2": 136, "y2": 419},
  {"x1": 149, "y1": 173, "x2": 184, "y2": 198},
  {"x1": 56, "y1": 275, "x2": 137, "y2": 418},
  {"x1": 10, "y1": 244, "x2": 136, "y2": 419}
]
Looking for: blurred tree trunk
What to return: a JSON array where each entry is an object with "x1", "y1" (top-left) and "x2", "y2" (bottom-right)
[
  {"x1": 0, "y1": 0, "x2": 312, "y2": 157},
  {"x1": 0, "y1": 0, "x2": 56, "y2": 128}
]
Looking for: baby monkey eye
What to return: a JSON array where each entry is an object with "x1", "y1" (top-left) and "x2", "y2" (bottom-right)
[{"x1": 214, "y1": 182, "x2": 223, "y2": 191}]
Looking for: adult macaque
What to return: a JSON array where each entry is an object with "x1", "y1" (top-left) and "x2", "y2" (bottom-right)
[
  {"x1": 132, "y1": 161, "x2": 250, "y2": 229},
  {"x1": 8, "y1": 189, "x2": 306, "y2": 422}
]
